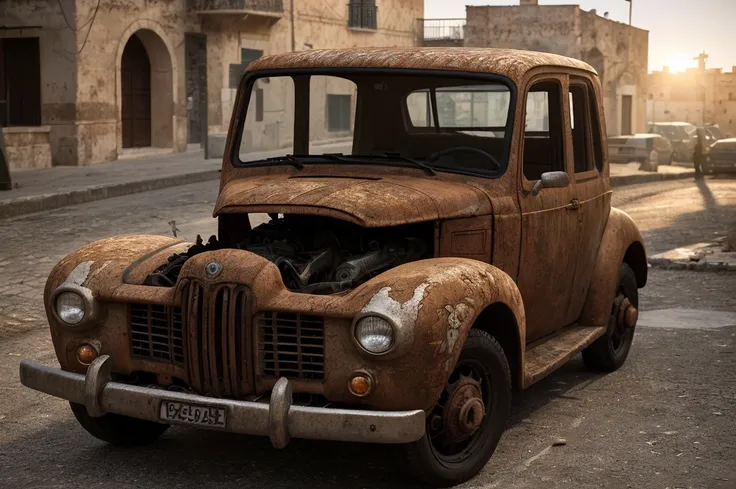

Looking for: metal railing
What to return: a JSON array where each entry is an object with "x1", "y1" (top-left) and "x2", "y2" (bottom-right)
[
  {"x1": 418, "y1": 18, "x2": 466, "y2": 41},
  {"x1": 188, "y1": 0, "x2": 284, "y2": 14},
  {"x1": 348, "y1": 3, "x2": 378, "y2": 30}
]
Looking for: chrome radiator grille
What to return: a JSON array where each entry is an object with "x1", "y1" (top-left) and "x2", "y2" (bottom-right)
[
  {"x1": 256, "y1": 312, "x2": 325, "y2": 380},
  {"x1": 129, "y1": 304, "x2": 185, "y2": 366},
  {"x1": 183, "y1": 281, "x2": 253, "y2": 397}
]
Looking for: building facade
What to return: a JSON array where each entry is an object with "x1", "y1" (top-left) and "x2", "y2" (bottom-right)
[
  {"x1": 0, "y1": 0, "x2": 423, "y2": 170},
  {"x1": 420, "y1": 0, "x2": 649, "y2": 137},
  {"x1": 647, "y1": 60, "x2": 736, "y2": 138}
]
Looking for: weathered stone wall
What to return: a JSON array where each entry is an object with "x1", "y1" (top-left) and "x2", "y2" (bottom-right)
[
  {"x1": 464, "y1": 5, "x2": 649, "y2": 136},
  {"x1": 578, "y1": 9, "x2": 648, "y2": 136},
  {"x1": 465, "y1": 5, "x2": 579, "y2": 58},
  {"x1": 648, "y1": 68, "x2": 736, "y2": 137},
  {"x1": 2, "y1": 0, "x2": 421, "y2": 166},
  {"x1": 73, "y1": 0, "x2": 198, "y2": 165},
  {"x1": 2, "y1": 126, "x2": 52, "y2": 170},
  {"x1": 0, "y1": 0, "x2": 79, "y2": 166}
]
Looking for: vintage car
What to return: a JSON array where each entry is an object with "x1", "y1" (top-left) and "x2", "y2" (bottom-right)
[
  {"x1": 20, "y1": 48, "x2": 647, "y2": 487},
  {"x1": 647, "y1": 121, "x2": 705, "y2": 161},
  {"x1": 607, "y1": 133, "x2": 674, "y2": 171},
  {"x1": 704, "y1": 137, "x2": 736, "y2": 173}
]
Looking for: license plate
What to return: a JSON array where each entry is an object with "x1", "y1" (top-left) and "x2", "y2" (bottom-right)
[{"x1": 160, "y1": 400, "x2": 227, "y2": 428}]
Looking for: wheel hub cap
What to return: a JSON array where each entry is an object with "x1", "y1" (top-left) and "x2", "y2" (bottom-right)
[{"x1": 443, "y1": 375, "x2": 486, "y2": 442}]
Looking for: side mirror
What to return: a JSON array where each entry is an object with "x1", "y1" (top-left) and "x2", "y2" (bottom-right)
[{"x1": 531, "y1": 171, "x2": 570, "y2": 196}]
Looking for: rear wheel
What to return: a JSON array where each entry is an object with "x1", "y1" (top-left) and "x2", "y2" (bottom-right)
[
  {"x1": 403, "y1": 329, "x2": 511, "y2": 487},
  {"x1": 70, "y1": 402, "x2": 169, "y2": 446},
  {"x1": 582, "y1": 263, "x2": 639, "y2": 372}
]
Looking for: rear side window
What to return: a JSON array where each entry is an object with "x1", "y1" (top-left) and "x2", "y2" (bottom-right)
[{"x1": 569, "y1": 77, "x2": 603, "y2": 173}]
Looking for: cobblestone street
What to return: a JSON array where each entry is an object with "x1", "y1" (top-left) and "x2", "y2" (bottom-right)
[{"x1": 0, "y1": 176, "x2": 734, "y2": 488}]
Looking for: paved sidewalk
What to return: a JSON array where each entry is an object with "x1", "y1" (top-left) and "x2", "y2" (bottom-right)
[
  {"x1": 0, "y1": 151, "x2": 695, "y2": 220},
  {"x1": 649, "y1": 238, "x2": 736, "y2": 272}
]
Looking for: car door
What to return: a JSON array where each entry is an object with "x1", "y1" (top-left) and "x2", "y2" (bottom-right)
[
  {"x1": 517, "y1": 75, "x2": 583, "y2": 343},
  {"x1": 566, "y1": 76, "x2": 612, "y2": 324}
]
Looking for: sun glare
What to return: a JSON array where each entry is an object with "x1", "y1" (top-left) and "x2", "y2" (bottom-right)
[{"x1": 664, "y1": 53, "x2": 696, "y2": 73}]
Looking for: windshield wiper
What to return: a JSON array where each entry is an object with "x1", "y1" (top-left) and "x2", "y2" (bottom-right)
[
  {"x1": 264, "y1": 155, "x2": 305, "y2": 170},
  {"x1": 316, "y1": 152, "x2": 436, "y2": 176}
]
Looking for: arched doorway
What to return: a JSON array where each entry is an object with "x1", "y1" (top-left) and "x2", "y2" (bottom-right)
[
  {"x1": 121, "y1": 34, "x2": 151, "y2": 148},
  {"x1": 118, "y1": 28, "x2": 174, "y2": 152}
]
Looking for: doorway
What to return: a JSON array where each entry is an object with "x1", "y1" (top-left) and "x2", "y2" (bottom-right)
[
  {"x1": 121, "y1": 34, "x2": 151, "y2": 148},
  {"x1": 621, "y1": 95, "x2": 633, "y2": 135}
]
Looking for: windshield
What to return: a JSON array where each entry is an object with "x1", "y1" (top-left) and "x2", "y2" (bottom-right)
[{"x1": 236, "y1": 72, "x2": 514, "y2": 177}]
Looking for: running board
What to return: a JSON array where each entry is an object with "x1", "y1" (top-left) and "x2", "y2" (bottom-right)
[{"x1": 523, "y1": 324, "x2": 607, "y2": 388}]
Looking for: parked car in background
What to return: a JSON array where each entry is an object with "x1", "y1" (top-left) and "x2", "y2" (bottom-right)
[
  {"x1": 608, "y1": 133, "x2": 673, "y2": 171},
  {"x1": 704, "y1": 137, "x2": 736, "y2": 174},
  {"x1": 703, "y1": 124, "x2": 726, "y2": 141},
  {"x1": 648, "y1": 122, "x2": 697, "y2": 161}
]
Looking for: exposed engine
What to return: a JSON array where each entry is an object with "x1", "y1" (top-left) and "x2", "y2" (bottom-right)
[{"x1": 146, "y1": 214, "x2": 432, "y2": 294}]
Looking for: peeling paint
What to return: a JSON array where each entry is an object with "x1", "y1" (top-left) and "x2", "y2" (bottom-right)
[
  {"x1": 361, "y1": 283, "x2": 429, "y2": 327},
  {"x1": 87, "y1": 260, "x2": 112, "y2": 284},
  {"x1": 445, "y1": 302, "x2": 474, "y2": 352},
  {"x1": 63, "y1": 261, "x2": 93, "y2": 287}
]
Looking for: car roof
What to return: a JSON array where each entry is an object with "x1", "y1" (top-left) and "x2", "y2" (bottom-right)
[
  {"x1": 246, "y1": 47, "x2": 597, "y2": 83},
  {"x1": 650, "y1": 122, "x2": 695, "y2": 127}
]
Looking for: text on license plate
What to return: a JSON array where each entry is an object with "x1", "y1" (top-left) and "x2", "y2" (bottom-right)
[{"x1": 159, "y1": 400, "x2": 227, "y2": 428}]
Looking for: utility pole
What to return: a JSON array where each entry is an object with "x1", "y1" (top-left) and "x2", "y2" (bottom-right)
[
  {"x1": 0, "y1": 119, "x2": 12, "y2": 191},
  {"x1": 626, "y1": 0, "x2": 632, "y2": 25}
]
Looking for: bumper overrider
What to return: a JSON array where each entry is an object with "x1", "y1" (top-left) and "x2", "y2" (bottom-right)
[{"x1": 19, "y1": 355, "x2": 426, "y2": 448}]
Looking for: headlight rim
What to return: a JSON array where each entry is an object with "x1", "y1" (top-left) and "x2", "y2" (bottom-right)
[
  {"x1": 351, "y1": 312, "x2": 398, "y2": 357},
  {"x1": 49, "y1": 284, "x2": 99, "y2": 329}
]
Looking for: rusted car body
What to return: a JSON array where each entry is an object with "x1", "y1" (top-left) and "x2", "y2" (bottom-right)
[{"x1": 20, "y1": 48, "x2": 647, "y2": 486}]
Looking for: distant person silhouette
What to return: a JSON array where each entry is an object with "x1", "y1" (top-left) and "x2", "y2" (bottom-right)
[{"x1": 693, "y1": 127, "x2": 706, "y2": 179}]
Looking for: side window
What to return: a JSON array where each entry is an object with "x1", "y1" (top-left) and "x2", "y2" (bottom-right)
[
  {"x1": 569, "y1": 83, "x2": 592, "y2": 173},
  {"x1": 523, "y1": 81, "x2": 564, "y2": 181},
  {"x1": 572, "y1": 77, "x2": 605, "y2": 172},
  {"x1": 406, "y1": 90, "x2": 434, "y2": 128}
]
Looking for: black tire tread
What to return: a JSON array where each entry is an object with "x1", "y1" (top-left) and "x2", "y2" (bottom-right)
[
  {"x1": 404, "y1": 328, "x2": 512, "y2": 487},
  {"x1": 582, "y1": 263, "x2": 638, "y2": 372},
  {"x1": 69, "y1": 402, "x2": 169, "y2": 446}
]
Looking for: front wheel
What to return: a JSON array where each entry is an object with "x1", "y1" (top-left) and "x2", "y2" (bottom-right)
[
  {"x1": 403, "y1": 329, "x2": 512, "y2": 487},
  {"x1": 70, "y1": 402, "x2": 170, "y2": 446},
  {"x1": 582, "y1": 263, "x2": 639, "y2": 372}
]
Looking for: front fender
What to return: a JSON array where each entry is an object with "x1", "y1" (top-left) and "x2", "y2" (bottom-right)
[
  {"x1": 579, "y1": 207, "x2": 648, "y2": 327},
  {"x1": 300, "y1": 257, "x2": 526, "y2": 411}
]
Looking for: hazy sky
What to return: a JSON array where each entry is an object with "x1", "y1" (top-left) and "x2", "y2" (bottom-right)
[{"x1": 425, "y1": 0, "x2": 736, "y2": 73}]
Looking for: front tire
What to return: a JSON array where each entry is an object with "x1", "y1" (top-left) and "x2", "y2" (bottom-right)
[
  {"x1": 70, "y1": 402, "x2": 169, "y2": 446},
  {"x1": 403, "y1": 329, "x2": 512, "y2": 487},
  {"x1": 582, "y1": 263, "x2": 639, "y2": 372}
]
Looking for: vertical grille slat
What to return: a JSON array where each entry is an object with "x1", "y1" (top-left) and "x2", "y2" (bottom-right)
[
  {"x1": 129, "y1": 303, "x2": 184, "y2": 366},
  {"x1": 182, "y1": 281, "x2": 252, "y2": 398},
  {"x1": 256, "y1": 312, "x2": 325, "y2": 380}
]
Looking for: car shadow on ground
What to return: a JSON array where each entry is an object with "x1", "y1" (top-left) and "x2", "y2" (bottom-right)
[{"x1": 2, "y1": 356, "x2": 604, "y2": 489}]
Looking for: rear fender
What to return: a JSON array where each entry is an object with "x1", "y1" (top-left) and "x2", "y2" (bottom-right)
[{"x1": 579, "y1": 207, "x2": 648, "y2": 327}]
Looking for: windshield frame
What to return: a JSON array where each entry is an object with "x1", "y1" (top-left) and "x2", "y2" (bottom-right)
[{"x1": 230, "y1": 67, "x2": 518, "y2": 179}]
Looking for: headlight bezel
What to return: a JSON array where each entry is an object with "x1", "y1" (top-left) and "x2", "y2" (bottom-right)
[
  {"x1": 49, "y1": 284, "x2": 99, "y2": 329},
  {"x1": 351, "y1": 312, "x2": 406, "y2": 358}
]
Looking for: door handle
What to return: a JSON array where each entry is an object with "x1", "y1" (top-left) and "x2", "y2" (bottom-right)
[{"x1": 569, "y1": 198, "x2": 580, "y2": 210}]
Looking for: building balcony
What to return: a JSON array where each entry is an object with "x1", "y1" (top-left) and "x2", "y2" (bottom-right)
[
  {"x1": 188, "y1": 0, "x2": 284, "y2": 23},
  {"x1": 416, "y1": 18, "x2": 466, "y2": 47}
]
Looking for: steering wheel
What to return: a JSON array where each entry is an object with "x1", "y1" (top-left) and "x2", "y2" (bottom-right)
[{"x1": 427, "y1": 146, "x2": 501, "y2": 171}]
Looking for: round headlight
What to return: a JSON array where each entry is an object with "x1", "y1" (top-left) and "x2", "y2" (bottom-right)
[
  {"x1": 354, "y1": 316, "x2": 395, "y2": 354},
  {"x1": 55, "y1": 291, "x2": 86, "y2": 325}
]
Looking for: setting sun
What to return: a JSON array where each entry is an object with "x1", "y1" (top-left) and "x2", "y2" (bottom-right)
[{"x1": 664, "y1": 53, "x2": 697, "y2": 73}]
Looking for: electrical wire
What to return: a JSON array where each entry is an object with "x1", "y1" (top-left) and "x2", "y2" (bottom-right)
[{"x1": 58, "y1": 0, "x2": 101, "y2": 56}]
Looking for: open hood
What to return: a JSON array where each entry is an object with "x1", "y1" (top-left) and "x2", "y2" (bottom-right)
[{"x1": 213, "y1": 173, "x2": 492, "y2": 227}]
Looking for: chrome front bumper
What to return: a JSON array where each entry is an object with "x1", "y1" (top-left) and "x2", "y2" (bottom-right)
[{"x1": 19, "y1": 355, "x2": 426, "y2": 448}]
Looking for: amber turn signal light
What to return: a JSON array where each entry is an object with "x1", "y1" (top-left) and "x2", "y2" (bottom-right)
[
  {"x1": 349, "y1": 374, "x2": 373, "y2": 397},
  {"x1": 77, "y1": 344, "x2": 98, "y2": 365}
]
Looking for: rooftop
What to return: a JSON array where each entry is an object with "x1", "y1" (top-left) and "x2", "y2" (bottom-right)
[{"x1": 247, "y1": 47, "x2": 597, "y2": 81}]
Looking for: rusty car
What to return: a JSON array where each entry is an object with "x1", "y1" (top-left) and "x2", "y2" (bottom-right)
[{"x1": 20, "y1": 47, "x2": 647, "y2": 487}]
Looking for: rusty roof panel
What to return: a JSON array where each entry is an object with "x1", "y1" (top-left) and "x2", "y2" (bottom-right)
[{"x1": 246, "y1": 47, "x2": 597, "y2": 81}]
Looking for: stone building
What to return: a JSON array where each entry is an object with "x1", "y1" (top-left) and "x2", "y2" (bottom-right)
[
  {"x1": 647, "y1": 56, "x2": 736, "y2": 138},
  {"x1": 0, "y1": 0, "x2": 423, "y2": 170},
  {"x1": 421, "y1": 0, "x2": 649, "y2": 137}
]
